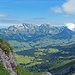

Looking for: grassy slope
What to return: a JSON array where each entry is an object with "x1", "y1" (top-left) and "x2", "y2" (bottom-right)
[
  {"x1": 0, "y1": 62, "x2": 10, "y2": 75},
  {"x1": 17, "y1": 65, "x2": 42, "y2": 75},
  {"x1": 0, "y1": 61, "x2": 42, "y2": 75},
  {"x1": 15, "y1": 54, "x2": 42, "y2": 67},
  {"x1": 15, "y1": 54, "x2": 35, "y2": 64}
]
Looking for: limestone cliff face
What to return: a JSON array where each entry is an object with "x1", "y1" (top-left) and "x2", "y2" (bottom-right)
[{"x1": 0, "y1": 48, "x2": 17, "y2": 75}]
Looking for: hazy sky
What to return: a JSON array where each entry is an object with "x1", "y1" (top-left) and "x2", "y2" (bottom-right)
[{"x1": 0, "y1": 0, "x2": 75, "y2": 28}]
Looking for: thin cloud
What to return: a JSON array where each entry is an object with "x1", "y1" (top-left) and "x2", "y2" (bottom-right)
[
  {"x1": 51, "y1": 7, "x2": 63, "y2": 13},
  {"x1": 51, "y1": 0, "x2": 75, "y2": 15},
  {"x1": 0, "y1": 14, "x2": 7, "y2": 17}
]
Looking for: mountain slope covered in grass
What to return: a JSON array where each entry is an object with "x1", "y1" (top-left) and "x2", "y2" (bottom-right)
[{"x1": 0, "y1": 62, "x2": 10, "y2": 75}]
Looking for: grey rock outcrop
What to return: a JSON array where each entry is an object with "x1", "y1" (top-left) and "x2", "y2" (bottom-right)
[
  {"x1": 42, "y1": 72, "x2": 52, "y2": 75},
  {"x1": 0, "y1": 48, "x2": 17, "y2": 75}
]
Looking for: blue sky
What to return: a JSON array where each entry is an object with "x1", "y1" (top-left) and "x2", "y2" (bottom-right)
[{"x1": 0, "y1": 0, "x2": 75, "y2": 28}]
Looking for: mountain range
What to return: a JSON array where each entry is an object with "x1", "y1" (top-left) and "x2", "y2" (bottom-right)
[
  {"x1": 0, "y1": 23, "x2": 75, "y2": 43},
  {"x1": 0, "y1": 23, "x2": 75, "y2": 75}
]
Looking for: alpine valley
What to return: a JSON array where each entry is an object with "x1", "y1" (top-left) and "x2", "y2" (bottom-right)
[{"x1": 0, "y1": 23, "x2": 75, "y2": 75}]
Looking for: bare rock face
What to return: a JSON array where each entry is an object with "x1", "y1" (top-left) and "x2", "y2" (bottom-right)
[
  {"x1": 0, "y1": 48, "x2": 17, "y2": 75},
  {"x1": 42, "y1": 72, "x2": 52, "y2": 75}
]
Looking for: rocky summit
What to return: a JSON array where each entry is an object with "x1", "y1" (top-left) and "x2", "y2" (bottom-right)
[{"x1": 0, "y1": 23, "x2": 75, "y2": 42}]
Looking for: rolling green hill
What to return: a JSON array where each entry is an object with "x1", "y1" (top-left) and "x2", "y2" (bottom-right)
[{"x1": 15, "y1": 43, "x2": 75, "y2": 74}]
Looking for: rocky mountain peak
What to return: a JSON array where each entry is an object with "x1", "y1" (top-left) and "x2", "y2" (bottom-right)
[
  {"x1": 8, "y1": 24, "x2": 24, "y2": 30},
  {"x1": 0, "y1": 23, "x2": 75, "y2": 42},
  {"x1": 8, "y1": 23, "x2": 37, "y2": 31},
  {"x1": 23, "y1": 23, "x2": 32, "y2": 27}
]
